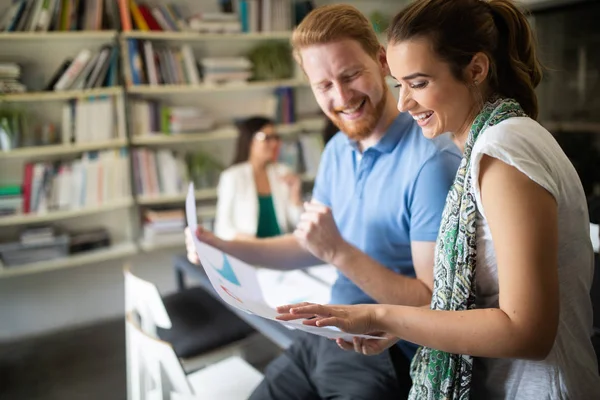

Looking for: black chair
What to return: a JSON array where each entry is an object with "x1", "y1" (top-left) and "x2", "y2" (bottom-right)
[
  {"x1": 125, "y1": 265, "x2": 257, "y2": 373},
  {"x1": 591, "y1": 250, "x2": 600, "y2": 370}
]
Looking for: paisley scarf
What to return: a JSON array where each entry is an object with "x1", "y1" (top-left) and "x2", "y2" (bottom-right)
[{"x1": 408, "y1": 97, "x2": 527, "y2": 400}]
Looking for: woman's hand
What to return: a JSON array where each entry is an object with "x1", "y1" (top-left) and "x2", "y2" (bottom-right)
[
  {"x1": 276, "y1": 302, "x2": 379, "y2": 334},
  {"x1": 184, "y1": 226, "x2": 220, "y2": 265},
  {"x1": 276, "y1": 302, "x2": 398, "y2": 355},
  {"x1": 281, "y1": 173, "x2": 302, "y2": 207}
]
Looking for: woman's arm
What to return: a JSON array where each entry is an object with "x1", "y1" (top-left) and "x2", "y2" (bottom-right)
[
  {"x1": 213, "y1": 171, "x2": 238, "y2": 240},
  {"x1": 281, "y1": 156, "x2": 560, "y2": 360}
]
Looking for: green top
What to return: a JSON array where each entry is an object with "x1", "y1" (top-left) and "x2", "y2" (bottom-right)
[{"x1": 256, "y1": 195, "x2": 281, "y2": 238}]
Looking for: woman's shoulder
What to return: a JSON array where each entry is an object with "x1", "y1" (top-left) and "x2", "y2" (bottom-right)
[{"x1": 220, "y1": 163, "x2": 251, "y2": 184}]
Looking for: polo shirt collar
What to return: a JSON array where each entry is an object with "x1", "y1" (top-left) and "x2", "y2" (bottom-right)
[{"x1": 343, "y1": 112, "x2": 412, "y2": 154}]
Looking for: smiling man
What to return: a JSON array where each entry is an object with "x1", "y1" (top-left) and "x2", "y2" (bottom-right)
[{"x1": 184, "y1": 4, "x2": 461, "y2": 399}]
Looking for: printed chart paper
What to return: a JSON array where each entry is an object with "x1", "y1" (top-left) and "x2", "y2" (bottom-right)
[{"x1": 185, "y1": 183, "x2": 383, "y2": 341}]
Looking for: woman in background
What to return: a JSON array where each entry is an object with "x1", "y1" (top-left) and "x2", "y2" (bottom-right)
[
  {"x1": 212, "y1": 116, "x2": 303, "y2": 241},
  {"x1": 277, "y1": 0, "x2": 600, "y2": 398}
]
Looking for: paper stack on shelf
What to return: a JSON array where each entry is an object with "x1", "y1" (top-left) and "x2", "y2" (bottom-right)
[
  {"x1": 201, "y1": 57, "x2": 253, "y2": 85},
  {"x1": 0, "y1": 62, "x2": 25, "y2": 94},
  {"x1": 142, "y1": 209, "x2": 185, "y2": 245}
]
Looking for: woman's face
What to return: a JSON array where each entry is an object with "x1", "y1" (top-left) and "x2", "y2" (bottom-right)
[
  {"x1": 386, "y1": 38, "x2": 478, "y2": 140},
  {"x1": 249, "y1": 124, "x2": 281, "y2": 163}
]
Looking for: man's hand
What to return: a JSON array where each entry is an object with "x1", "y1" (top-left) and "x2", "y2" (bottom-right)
[
  {"x1": 293, "y1": 201, "x2": 349, "y2": 264},
  {"x1": 335, "y1": 333, "x2": 400, "y2": 356},
  {"x1": 184, "y1": 226, "x2": 220, "y2": 265}
]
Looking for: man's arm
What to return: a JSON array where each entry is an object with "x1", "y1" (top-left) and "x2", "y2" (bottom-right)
[{"x1": 332, "y1": 240, "x2": 434, "y2": 306}]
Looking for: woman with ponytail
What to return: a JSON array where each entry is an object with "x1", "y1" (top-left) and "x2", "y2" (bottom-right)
[{"x1": 276, "y1": 0, "x2": 600, "y2": 398}]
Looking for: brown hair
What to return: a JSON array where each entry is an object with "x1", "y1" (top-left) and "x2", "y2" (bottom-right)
[
  {"x1": 387, "y1": 0, "x2": 542, "y2": 119},
  {"x1": 291, "y1": 4, "x2": 381, "y2": 63},
  {"x1": 232, "y1": 116, "x2": 273, "y2": 165}
]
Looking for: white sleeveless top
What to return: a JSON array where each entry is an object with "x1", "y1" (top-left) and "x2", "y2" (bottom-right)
[{"x1": 467, "y1": 117, "x2": 600, "y2": 399}]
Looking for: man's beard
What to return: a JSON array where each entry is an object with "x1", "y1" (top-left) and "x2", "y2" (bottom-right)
[{"x1": 329, "y1": 82, "x2": 388, "y2": 141}]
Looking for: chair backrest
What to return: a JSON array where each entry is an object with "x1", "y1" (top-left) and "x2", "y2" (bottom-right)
[
  {"x1": 126, "y1": 312, "x2": 195, "y2": 399},
  {"x1": 124, "y1": 265, "x2": 172, "y2": 336}
]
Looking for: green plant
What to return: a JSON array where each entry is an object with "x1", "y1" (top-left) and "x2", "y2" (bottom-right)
[
  {"x1": 247, "y1": 41, "x2": 294, "y2": 81},
  {"x1": 186, "y1": 152, "x2": 224, "y2": 189}
]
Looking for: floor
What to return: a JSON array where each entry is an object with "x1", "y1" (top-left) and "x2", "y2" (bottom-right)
[
  {"x1": 0, "y1": 318, "x2": 127, "y2": 400},
  {"x1": 0, "y1": 317, "x2": 277, "y2": 400},
  {"x1": 2, "y1": 318, "x2": 598, "y2": 400}
]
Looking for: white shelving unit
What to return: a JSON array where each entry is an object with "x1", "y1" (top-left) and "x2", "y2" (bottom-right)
[
  {"x1": 0, "y1": 198, "x2": 133, "y2": 227},
  {"x1": 0, "y1": 86, "x2": 123, "y2": 102},
  {"x1": 126, "y1": 79, "x2": 309, "y2": 95},
  {"x1": 0, "y1": 242, "x2": 137, "y2": 278},
  {"x1": 137, "y1": 188, "x2": 218, "y2": 206},
  {"x1": 122, "y1": 31, "x2": 292, "y2": 41},
  {"x1": 0, "y1": 31, "x2": 117, "y2": 40},
  {"x1": 0, "y1": 139, "x2": 128, "y2": 159},
  {"x1": 0, "y1": 0, "x2": 324, "y2": 281},
  {"x1": 130, "y1": 116, "x2": 324, "y2": 146}
]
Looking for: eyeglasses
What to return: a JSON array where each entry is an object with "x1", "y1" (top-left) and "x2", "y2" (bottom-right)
[{"x1": 254, "y1": 131, "x2": 282, "y2": 142}]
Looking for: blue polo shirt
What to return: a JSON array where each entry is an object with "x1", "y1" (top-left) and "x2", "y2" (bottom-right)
[{"x1": 312, "y1": 112, "x2": 460, "y2": 355}]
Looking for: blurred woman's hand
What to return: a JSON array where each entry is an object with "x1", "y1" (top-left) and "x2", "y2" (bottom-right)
[
  {"x1": 184, "y1": 226, "x2": 219, "y2": 265},
  {"x1": 281, "y1": 173, "x2": 303, "y2": 207}
]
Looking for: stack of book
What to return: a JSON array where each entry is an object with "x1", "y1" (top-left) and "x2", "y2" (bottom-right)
[
  {"x1": 238, "y1": 0, "x2": 292, "y2": 33},
  {"x1": 0, "y1": 226, "x2": 70, "y2": 267},
  {"x1": 127, "y1": 0, "x2": 189, "y2": 32},
  {"x1": 188, "y1": 11, "x2": 241, "y2": 33},
  {"x1": 200, "y1": 57, "x2": 252, "y2": 84},
  {"x1": 0, "y1": 0, "x2": 122, "y2": 32},
  {"x1": 46, "y1": 46, "x2": 120, "y2": 91},
  {"x1": 132, "y1": 148, "x2": 188, "y2": 198},
  {"x1": 61, "y1": 96, "x2": 126, "y2": 144},
  {"x1": 17, "y1": 149, "x2": 131, "y2": 215},
  {"x1": 127, "y1": 40, "x2": 200, "y2": 86},
  {"x1": 0, "y1": 63, "x2": 25, "y2": 94},
  {"x1": 130, "y1": 100, "x2": 215, "y2": 136},
  {"x1": 142, "y1": 208, "x2": 185, "y2": 246},
  {"x1": 273, "y1": 86, "x2": 296, "y2": 124},
  {"x1": 0, "y1": 185, "x2": 22, "y2": 217}
]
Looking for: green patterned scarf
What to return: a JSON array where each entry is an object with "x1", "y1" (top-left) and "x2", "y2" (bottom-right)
[{"x1": 408, "y1": 97, "x2": 527, "y2": 400}]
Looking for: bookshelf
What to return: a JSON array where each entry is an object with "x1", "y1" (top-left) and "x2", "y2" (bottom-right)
[
  {"x1": 137, "y1": 188, "x2": 218, "y2": 206},
  {"x1": 121, "y1": 30, "x2": 292, "y2": 40},
  {"x1": 126, "y1": 79, "x2": 309, "y2": 94},
  {"x1": 0, "y1": 242, "x2": 137, "y2": 279},
  {"x1": 0, "y1": 0, "x2": 326, "y2": 279},
  {"x1": 0, "y1": 86, "x2": 123, "y2": 102},
  {"x1": 0, "y1": 139, "x2": 128, "y2": 159},
  {"x1": 0, "y1": 30, "x2": 117, "y2": 40},
  {"x1": 0, "y1": 198, "x2": 133, "y2": 227}
]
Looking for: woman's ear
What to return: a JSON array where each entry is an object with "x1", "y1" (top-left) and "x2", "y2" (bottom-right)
[{"x1": 466, "y1": 52, "x2": 490, "y2": 86}]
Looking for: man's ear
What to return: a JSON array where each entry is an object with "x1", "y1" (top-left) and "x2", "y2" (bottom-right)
[
  {"x1": 293, "y1": 51, "x2": 307, "y2": 78},
  {"x1": 377, "y1": 45, "x2": 390, "y2": 76},
  {"x1": 466, "y1": 52, "x2": 490, "y2": 86}
]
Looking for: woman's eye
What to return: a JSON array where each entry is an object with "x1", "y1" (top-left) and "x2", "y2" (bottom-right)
[
  {"x1": 411, "y1": 81, "x2": 428, "y2": 89},
  {"x1": 393, "y1": 83, "x2": 401, "y2": 88}
]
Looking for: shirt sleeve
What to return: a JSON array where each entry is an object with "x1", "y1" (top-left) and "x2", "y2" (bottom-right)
[
  {"x1": 214, "y1": 170, "x2": 237, "y2": 240},
  {"x1": 310, "y1": 143, "x2": 334, "y2": 207},
  {"x1": 409, "y1": 151, "x2": 460, "y2": 242}
]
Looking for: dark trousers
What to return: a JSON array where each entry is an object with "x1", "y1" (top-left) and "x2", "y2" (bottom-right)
[{"x1": 249, "y1": 332, "x2": 412, "y2": 400}]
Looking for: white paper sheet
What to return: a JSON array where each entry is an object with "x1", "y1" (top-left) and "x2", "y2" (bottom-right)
[{"x1": 185, "y1": 183, "x2": 383, "y2": 341}]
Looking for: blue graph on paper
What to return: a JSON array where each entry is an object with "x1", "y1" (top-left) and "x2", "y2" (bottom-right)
[{"x1": 209, "y1": 253, "x2": 241, "y2": 286}]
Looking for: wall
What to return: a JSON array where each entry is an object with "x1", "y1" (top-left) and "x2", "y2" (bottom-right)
[{"x1": 0, "y1": 0, "x2": 404, "y2": 342}]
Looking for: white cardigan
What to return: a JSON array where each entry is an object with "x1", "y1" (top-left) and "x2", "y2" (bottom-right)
[{"x1": 214, "y1": 162, "x2": 303, "y2": 240}]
